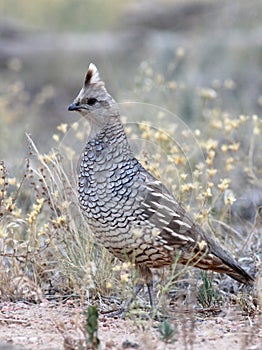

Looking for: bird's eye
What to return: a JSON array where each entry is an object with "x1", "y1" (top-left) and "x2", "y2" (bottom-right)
[{"x1": 87, "y1": 98, "x2": 97, "y2": 106}]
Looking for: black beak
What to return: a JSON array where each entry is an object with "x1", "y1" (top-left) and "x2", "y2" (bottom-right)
[{"x1": 68, "y1": 102, "x2": 80, "y2": 111}]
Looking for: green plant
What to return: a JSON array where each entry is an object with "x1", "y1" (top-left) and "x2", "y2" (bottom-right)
[
  {"x1": 158, "y1": 319, "x2": 177, "y2": 344},
  {"x1": 198, "y1": 271, "x2": 219, "y2": 308},
  {"x1": 85, "y1": 306, "x2": 100, "y2": 349}
]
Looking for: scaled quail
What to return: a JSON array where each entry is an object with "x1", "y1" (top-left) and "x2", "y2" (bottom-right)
[{"x1": 68, "y1": 63, "x2": 254, "y2": 314}]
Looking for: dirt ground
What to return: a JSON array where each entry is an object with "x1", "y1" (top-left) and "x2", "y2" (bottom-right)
[{"x1": 0, "y1": 300, "x2": 261, "y2": 350}]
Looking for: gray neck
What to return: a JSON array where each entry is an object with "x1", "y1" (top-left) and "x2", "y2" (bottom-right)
[{"x1": 87, "y1": 116, "x2": 132, "y2": 156}]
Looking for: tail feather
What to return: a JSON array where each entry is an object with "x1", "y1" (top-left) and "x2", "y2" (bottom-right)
[
  {"x1": 182, "y1": 236, "x2": 255, "y2": 285},
  {"x1": 226, "y1": 267, "x2": 254, "y2": 285},
  {"x1": 192, "y1": 253, "x2": 254, "y2": 284},
  {"x1": 204, "y1": 240, "x2": 254, "y2": 285}
]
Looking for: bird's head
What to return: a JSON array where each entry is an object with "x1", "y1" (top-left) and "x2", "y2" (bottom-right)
[{"x1": 68, "y1": 63, "x2": 120, "y2": 127}]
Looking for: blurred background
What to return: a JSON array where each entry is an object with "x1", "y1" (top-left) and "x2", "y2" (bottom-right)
[{"x1": 0, "y1": 0, "x2": 262, "y2": 169}]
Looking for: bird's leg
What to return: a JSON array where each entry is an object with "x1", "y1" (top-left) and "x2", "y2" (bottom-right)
[
  {"x1": 122, "y1": 282, "x2": 144, "y2": 313},
  {"x1": 104, "y1": 265, "x2": 153, "y2": 318},
  {"x1": 147, "y1": 280, "x2": 168, "y2": 321},
  {"x1": 103, "y1": 282, "x2": 144, "y2": 318},
  {"x1": 137, "y1": 265, "x2": 157, "y2": 316},
  {"x1": 146, "y1": 280, "x2": 155, "y2": 310}
]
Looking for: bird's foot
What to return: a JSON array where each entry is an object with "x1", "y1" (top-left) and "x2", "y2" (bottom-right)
[
  {"x1": 101, "y1": 307, "x2": 127, "y2": 319},
  {"x1": 150, "y1": 308, "x2": 169, "y2": 322},
  {"x1": 101, "y1": 306, "x2": 166, "y2": 321}
]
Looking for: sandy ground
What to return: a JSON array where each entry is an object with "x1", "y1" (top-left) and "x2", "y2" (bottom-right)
[{"x1": 0, "y1": 300, "x2": 261, "y2": 350}]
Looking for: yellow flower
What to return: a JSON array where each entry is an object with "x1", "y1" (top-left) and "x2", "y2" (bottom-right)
[
  {"x1": 61, "y1": 201, "x2": 70, "y2": 209},
  {"x1": 176, "y1": 47, "x2": 185, "y2": 58},
  {"x1": 141, "y1": 130, "x2": 153, "y2": 140},
  {"x1": 76, "y1": 131, "x2": 84, "y2": 141},
  {"x1": 194, "y1": 129, "x2": 201, "y2": 137},
  {"x1": 168, "y1": 81, "x2": 177, "y2": 90},
  {"x1": 228, "y1": 142, "x2": 240, "y2": 152},
  {"x1": 57, "y1": 123, "x2": 68, "y2": 134},
  {"x1": 224, "y1": 79, "x2": 236, "y2": 90},
  {"x1": 156, "y1": 73, "x2": 164, "y2": 84},
  {"x1": 106, "y1": 282, "x2": 112, "y2": 289},
  {"x1": 205, "y1": 139, "x2": 218, "y2": 151},
  {"x1": 221, "y1": 144, "x2": 228, "y2": 152},
  {"x1": 13, "y1": 208, "x2": 22, "y2": 218},
  {"x1": 174, "y1": 156, "x2": 184, "y2": 165},
  {"x1": 181, "y1": 183, "x2": 193, "y2": 192},
  {"x1": 171, "y1": 145, "x2": 179, "y2": 154},
  {"x1": 52, "y1": 134, "x2": 60, "y2": 142},
  {"x1": 201, "y1": 209, "x2": 210, "y2": 219},
  {"x1": 125, "y1": 127, "x2": 132, "y2": 135},
  {"x1": 122, "y1": 262, "x2": 131, "y2": 270},
  {"x1": 239, "y1": 114, "x2": 248, "y2": 123},
  {"x1": 8, "y1": 178, "x2": 16, "y2": 186},
  {"x1": 55, "y1": 216, "x2": 67, "y2": 227},
  {"x1": 39, "y1": 152, "x2": 56, "y2": 165},
  {"x1": 193, "y1": 169, "x2": 202, "y2": 178},
  {"x1": 224, "y1": 189, "x2": 236, "y2": 205},
  {"x1": 155, "y1": 130, "x2": 168, "y2": 141},
  {"x1": 180, "y1": 173, "x2": 188, "y2": 181},
  {"x1": 225, "y1": 157, "x2": 234, "y2": 172},
  {"x1": 207, "y1": 168, "x2": 217, "y2": 178},
  {"x1": 194, "y1": 213, "x2": 203, "y2": 221},
  {"x1": 196, "y1": 162, "x2": 205, "y2": 171},
  {"x1": 182, "y1": 130, "x2": 190, "y2": 138},
  {"x1": 198, "y1": 240, "x2": 207, "y2": 251},
  {"x1": 204, "y1": 187, "x2": 212, "y2": 198},
  {"x1": 71, "y1": 122, "x2": 79, "y2": 131},
  {"x1": 218, "y1": 178, "x2": 231, "y2": 192},
  {"x1": 206, "y1": 150, "x2": 215, "y2": 166},
  {"x1": 253, "y1": 127, "x2": 260, "y2": 135},
  {"x1": 112, "y1": 265, "x2": 121, "y2": 272},
  {"x1": 37, "y1": 198, "x2": 45, "y2": 205},
  {"x1": 5, "y1": 197, "x2": 14, "y2": 211},
  {"x1": 231, "y1": 120, "x2": 240, "y2": 129},
  {"x1": 197, "y1": 88, "x2": 217, "y2": 100},
  {"x1": 121, "y1": 273, "x2": 129, "y2": 283},
  {"x1": 28, "y1": 198, "x2": 44, "y2": 224},
  {"x1": 38, "y1": 223, "x2": 49, "y2": 235}
]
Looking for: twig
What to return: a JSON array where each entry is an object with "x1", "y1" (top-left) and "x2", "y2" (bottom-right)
[{"x1": 0, "y1": 317, "x2": 30, "y2": 324}]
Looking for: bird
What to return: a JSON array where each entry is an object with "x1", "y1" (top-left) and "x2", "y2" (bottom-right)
[{"x1": 68, "y1": 63, "x2": 254, "y2": 315}]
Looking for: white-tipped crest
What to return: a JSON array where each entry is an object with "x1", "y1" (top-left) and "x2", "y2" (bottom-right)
[{"x1": 84, "y1": 63, "x2": 101, "y2": 86}]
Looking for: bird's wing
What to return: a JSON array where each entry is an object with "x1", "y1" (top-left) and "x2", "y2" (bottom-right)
[
  {"x1": 137, "y1": 171, "x2": 254, "y2": 284},
  {"x1": 138, "y1": 171, "x2": 199, "y2": 247}
]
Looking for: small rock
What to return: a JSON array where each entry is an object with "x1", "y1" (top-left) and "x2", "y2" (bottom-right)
[{"x1": 122, "y1": 339, "x2": 139, "y2": 349}]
